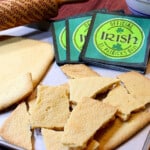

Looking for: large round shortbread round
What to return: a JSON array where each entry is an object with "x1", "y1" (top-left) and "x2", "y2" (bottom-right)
[{"x1": 0, "y1": 37, "x2": 54, "y2": 87}]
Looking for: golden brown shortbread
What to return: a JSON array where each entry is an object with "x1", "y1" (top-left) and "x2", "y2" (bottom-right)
[
  {"x1": 95, "y1": 111, "x2": 150, "y2": 150},
  {"x1": 0, "y1": 73, "x2": 33, "y2": 111},
  {"x1": 86, "y1": 140, "x2": 99, "y2": 150},
  {"x1": 60, "y1": 64, "x2": 100, "y2": 79},
  {"x1": 117, "y1": 71, "x2": 150, "y2": 98},
  {"x1": 42, "y1": 129, "x2": 69, "y2": 150},
  {"x1": 0, "y1": 102, "x2": 32, "y2": 150},
  {"x1": 69, "y1": 76, "x2": 120, "y2": 103},
  {"x1": 42, "y1": 129, "x2": 99, "y2": 150},
  {"x1": 0, "y1": 37, "x2": 54, "y2": 87},
  {"x1": 62, "y1": 97, "x2": 117, "y2": 149},
  {"x1": 103, "y1": 85, "x2": 148, "y2": 120},
  {"x1": 30, "y1": 85, "x2": 70, "y2": 129}
]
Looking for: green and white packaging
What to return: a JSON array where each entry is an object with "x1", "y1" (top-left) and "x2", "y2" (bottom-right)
[
  {"x1": 66, "y1": 14, "x2": 92, "y2": 63},
  {"x1": 80, "y1": 12, "x2": 150, "y2": 73},
  {"x1": 52, "y1": 20, "x2": 67, "y2": 65}
]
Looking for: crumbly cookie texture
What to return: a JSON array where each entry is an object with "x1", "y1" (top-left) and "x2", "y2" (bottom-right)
[
  {"x1": 0, "y1": 73, "x2": 33, "y2": 111},
  {"x1": 69, "y1": 76, "x2": 120, "y2": 103},
  {"x1": 95, "y1": 111, "x2": 150, "y2": 150},
  {"x1": 30, "y1": 85, "x2": 70, "y2": 129},
  {"x1": 62, "y1": 97, "x2": 117, "y2": 149},
  {"x1": 60, "y1": 64, "x2": 100, "y2": 79},
  {"x1": 0, "y1": 102, "x2": 32, "y2": 150}
]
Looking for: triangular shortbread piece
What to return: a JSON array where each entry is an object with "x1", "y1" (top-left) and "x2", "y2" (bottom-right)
[
  {"x1": 30, "y1": 85, "x2": 70, "y2": 129},
  {"x1": 95, "y1": 111, "x2": 150, "y2": 150},
  {"x1": 0, "y1": 102, "x2": 32, "y2": 150},
  {"x1": 69, "y1": 76, "x2": 120, "y2": 103},
  {"x1": 103, "y1": 85, "x2": 148, "y2": 120},
  {"x1": 0, "y1": 73, "x2": 33, "y2": 111},
  {"x1": 60, "y1": 64, "x2": 100, "y2": 79},
  {"x1": 62, "y1": 98, "x2": 117, "y2": 149}
]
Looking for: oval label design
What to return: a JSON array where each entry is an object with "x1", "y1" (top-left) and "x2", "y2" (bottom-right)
[
  {"x1": 94, "y1": 18, "x2": 144, "y2": 59},
  {"x1": 59, "y1": 27, "x2": 66, "y2": 50},
  {"x1": 73, "y1": 19, "x2": 91, "y2": 52}
]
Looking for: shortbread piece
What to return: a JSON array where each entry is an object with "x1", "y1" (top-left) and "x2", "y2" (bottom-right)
[
  {"x1": 30, "y1": 85, "x2": 70, "y2": 129},
  {"x1": 117, "y1": 71, "x2": 150, "y2": 97},
  {"x1": 69, "y1": 76, "x2": 120, "y2": 103},
  {"x1": 0, "y1": 73, "x2": 33, "y2": 111},
  {"x1": 103, "y1": 85, "x2": 148, "y2": 120},
  {"x1": 86, "y1": 140, "x2": 99, "y2": 150},
  {"x1": 62, "y1": 98, "x2": 117, "y2": 149},
  {"x1": 42, "y1": 129, "x2": 99, "y2": 150},
  {"x1": 28, "y1": 83, "x2": 69, "y2": 115},
  {"x1": 95, "y1": 111, "x2": 150, "y2": 150},
  {"x1": 0, "y1": 102, "x2": 32, "y2": 150},
  {"x1": 27, "y1": 94, "x2": 37, "y2": 115},
  {"x1": 0, "y1": 37, "x2": 54, "y2": 87},
  {"x1": 42, "y1": 129, "x2": 69, "y2": 150},
  {"x1": 60, "y1": 64, "x2": 100, "y2": 79},
  {"x1": 117, "y1": 72, "x2": 150, "y2": 110}
]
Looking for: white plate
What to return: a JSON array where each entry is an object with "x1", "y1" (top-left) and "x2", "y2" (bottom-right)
[{"x1": 0, "y1": 26, "x2": 150, "y2": 150}]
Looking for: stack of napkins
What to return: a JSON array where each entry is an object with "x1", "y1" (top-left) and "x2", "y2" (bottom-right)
[{"x1": 52, "y1": 9, "x2": 150, "y2": 73}]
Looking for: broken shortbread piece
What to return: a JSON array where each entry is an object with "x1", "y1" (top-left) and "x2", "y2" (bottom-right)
[
  {"x1": 60, "y1": 64, "x2": 100, "y2": 79},
  {"x1": 86, "y1": 140, "x2": 99, "y2": 150},
  {"x1": 30, "y1": 85, "x2": 70, "y2": 129},
  {"x1": 95, "y1": 111, "x2": 150, "y2": 150},
  {"x1": 62, "y1": 97, "x2": 117, "y2": 149},
  {"x1": 69, "y1": 76, "x2": 120, "y2": 103},
  {"x1": 103, "y1": 85, "x2": 148, "y2": 120},
  {"x1": 0, "y1": 37, "x2": 54, "y2": 87},
  {"x1": 117, "y1": 71, "x2": 150, "y2": 114},
  {"x1": 117, "y1": 71, "x2": 150, "y2": 98},
  {"x1": 0, "y1": 73, "x2": 33, "y2": 111},
  {"x1": 0, "y1": 102, "x2": 32, "y2": 150},
  {"x1": 42, "y1": 129, "x2": 69, "y2": 150},
  {"x1": 42, "y1": 129, "x2": 99, "y2": 150}
]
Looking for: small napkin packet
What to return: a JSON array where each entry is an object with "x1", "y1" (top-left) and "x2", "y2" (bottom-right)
[
  {"x1": 52, "y1": 20, "x2": 67, "y2": 65},
  {"x1": 80, "y1": 12, "x2": 150, "y2": 73},
  {"x1": 52, "y1": 9, "x2": 124, "y2": 65},
  {"x1": 66, "y1": 9, "x2": 107, "y2": 63},
  {"x1": 66, "y1": 14, "x2": 92, "y2": 63}
]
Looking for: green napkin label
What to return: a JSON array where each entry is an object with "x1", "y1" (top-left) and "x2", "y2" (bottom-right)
[
  {"x1": 73, "y1": 19, "x2": 91, "y2": 52},
  {"x1": 94, "y1": 18, "x2": 144, "y2": 59},
  {"x1": 52, "y1": 20, "x2": 67, "y2": 65},
  {"x1": 59, "y1": 26, "x2": 66, "y2": 50},
  {"x1": 81, "y1": 13, "x2": 150, "y2": 69},
  {"x1": 67, "y1": 15, "x2": 92, "y2": 62}
]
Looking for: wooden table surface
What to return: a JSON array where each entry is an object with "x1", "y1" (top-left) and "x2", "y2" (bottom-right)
[{"x1": 52, "y1": 0, "x2": 131, "y2": 20}]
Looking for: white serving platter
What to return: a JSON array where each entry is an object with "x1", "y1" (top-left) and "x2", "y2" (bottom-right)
[{"x1": 0, "y1": 26, "x2": 149, "y2": 150}]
